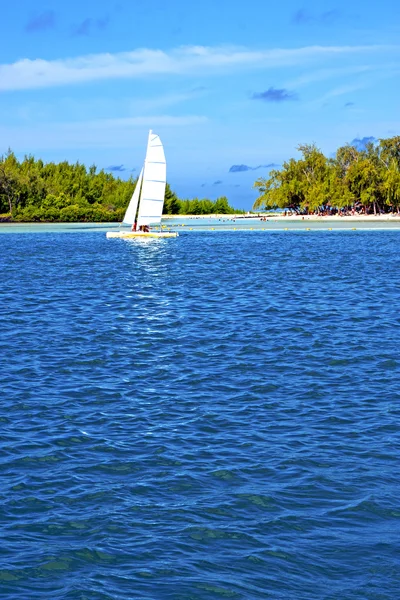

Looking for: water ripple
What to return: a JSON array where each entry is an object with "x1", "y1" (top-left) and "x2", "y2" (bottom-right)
[{"x1": 1, "y1": 231, "x2": 399, "y2": 599}]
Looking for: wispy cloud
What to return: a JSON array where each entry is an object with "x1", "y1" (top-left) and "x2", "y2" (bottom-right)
[
  {"x1": 306, "y1": 65, "x2": 400, "y2": 109},
  {"x1": 0, "y1": 44, "x2": 396, "y2": 92},
  {"x1": 129, "y1": 89, "x2": 207, "y2": 113},
  {"x1": 73, "y1": 16, "x2": 110, "y2": 36},
  {"x1": 25, "y1": 10, "x2": 56, "y2": 33},
  {"x1": 308, "y1": 82, "x2": 370, "y2": 108},
  {"x1": 106, "y1": 164, "x2": 126, "y2": 172},
  {"x1": 0, "y1": 115, "x2": 207, "y2": 150},
  {"x1": 82, "y1": 115, "x2": 207, "y2": 129},
  {"x1": 229, "y1": 164, "x2": 278, "y2": 172},
  {"x1": 285, "y1": 65, "x2": 372, "y2": 88},
  {"x1": 252, "y1": 88, "x2": 298, "y2": 102}
]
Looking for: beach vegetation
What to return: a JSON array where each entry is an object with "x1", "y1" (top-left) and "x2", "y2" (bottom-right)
[
  {"x1": 0, "y1": 152, "x2": 241, "y2": 222},
  {"x1": 253, "y1": 136, "x2": 400, "y2": 215}
]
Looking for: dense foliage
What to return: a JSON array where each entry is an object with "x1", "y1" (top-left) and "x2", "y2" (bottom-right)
[
  {"x1": 253, "y1": 136, "x2": 400, "y2": 215},
  {"x1": 170, "y1": 196, "x2": 241, "y2": 215},
  {"x1": 0, "y1": 151, "x2": 239, "y2": 221}
]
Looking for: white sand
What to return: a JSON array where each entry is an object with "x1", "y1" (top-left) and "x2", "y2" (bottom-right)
[{"x1": 162, "y1": 213, "x2": 400, "y2": 221}]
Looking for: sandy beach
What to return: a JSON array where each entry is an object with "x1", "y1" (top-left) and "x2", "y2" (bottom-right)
[
  {"x1": 162, "y1": 213, "x2": 400, "y2": 222},
  {"x1": 2, "y1": 214, "x2": 400, "y2": 234}
]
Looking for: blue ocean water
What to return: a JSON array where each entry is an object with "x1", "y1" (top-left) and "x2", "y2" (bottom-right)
[{"x1": 1, "y1": 230, "x2": 399, "y2": 600}]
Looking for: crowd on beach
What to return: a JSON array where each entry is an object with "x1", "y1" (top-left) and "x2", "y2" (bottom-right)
[
  {"x1": 253, "y1": 137, "x2": 400, "y2": 217},
  {"x1": 281, "y1": 206, "x2": 400, "y2": 217}
]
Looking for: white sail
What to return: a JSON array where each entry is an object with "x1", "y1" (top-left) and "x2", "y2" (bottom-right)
[
  {"x1": 137, "y1": 130, "x2": 166, "y2": 227},
  {"x1": 122, "y1": 167, "x2": 143, "y2": 225}
]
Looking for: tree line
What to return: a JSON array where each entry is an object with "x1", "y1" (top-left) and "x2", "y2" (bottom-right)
[
  {"x1": 253, "y1": 136, "x2": 400, "y2": 215},
  {"x1": 0, "y1": 151, "x2": 240, "y2": 222}
]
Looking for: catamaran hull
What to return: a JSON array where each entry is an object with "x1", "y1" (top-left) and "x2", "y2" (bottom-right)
[{"x1": 106, "y1": 231, "x2": 178, "y2": 239}]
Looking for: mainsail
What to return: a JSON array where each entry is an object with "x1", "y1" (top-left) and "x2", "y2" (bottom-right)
[
  {"x1": 122, "y1": 167, "x2": 143, "y2": 226},
  {"x1": 137, "y1": 130, "x2": 167, "y2": 227}
]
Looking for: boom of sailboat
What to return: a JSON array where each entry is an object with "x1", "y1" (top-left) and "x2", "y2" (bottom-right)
[{"x1": 106, "y1": 130, "x2": 178, "y2": 239}]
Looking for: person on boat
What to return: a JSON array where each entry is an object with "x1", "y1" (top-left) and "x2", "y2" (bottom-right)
[{"x1": 131, "y1": 221, "x2": 137, "y2": 231}]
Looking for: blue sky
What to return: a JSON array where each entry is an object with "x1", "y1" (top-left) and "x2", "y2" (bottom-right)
[{"x1": 1, "y1": 0, "x2": 400, "y2": 208}]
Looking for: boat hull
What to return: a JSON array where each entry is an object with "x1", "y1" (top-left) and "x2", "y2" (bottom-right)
[{"x1": 106, "y1": 231, "x2": 178, "y2": 239}]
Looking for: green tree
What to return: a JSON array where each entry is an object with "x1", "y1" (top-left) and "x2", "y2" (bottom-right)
[
  {"x1": 253, "y1": 136, "x2": 400, "y2": 215},
  {"x1": 382, "y1": 159, "x2": 400, "y2": 211},
  {"x1": 163, "y1": 184, "x2": 181, "y2": 214},
  {"x1": 214, "y1": 196, "x2": 233, "y2": 214},
  {"x1": 0, "y1": 150, "x2": 241, "y2": 221},
  {"x1": 0, "y1": 151, "x2": 21, "y2": 215}
]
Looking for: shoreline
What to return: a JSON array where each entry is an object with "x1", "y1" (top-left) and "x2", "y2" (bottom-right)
[
  {"x1": 163, "y1": 213, "x2": 400, "y2": 222},
  {"x1": 1, "y1": 214, "x2": 400, "y2": 226}
]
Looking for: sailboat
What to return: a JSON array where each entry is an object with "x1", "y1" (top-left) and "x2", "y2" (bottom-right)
[{"x1": 106, "y1": 130, "x2": 178, "y2": 239}]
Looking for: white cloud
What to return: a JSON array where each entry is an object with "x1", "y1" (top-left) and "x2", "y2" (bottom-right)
[
  {"x1": 76, "y1": 115, "x2": 208, "y2": 129},
  {"x1": 128, "y1": 89, "x2": 207, "y2": 113},
  {"x1": 307, "y1": 66, "x2": 400, "y2": 107},
  {"x1": 0, "y1": 115, "x2": 208, "y2": 150},
  {"x1": 284, "y1": 65, "x2": 373, "y2": 88},
  {"x1": 0, "y1": 44, "x2": 398, "y2": 91}
]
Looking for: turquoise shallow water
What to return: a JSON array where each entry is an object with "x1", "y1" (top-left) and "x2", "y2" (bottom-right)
[
  {"x1": 1, "y1": 230, "x2": 400, "y2": 599},
  {"x1": 1, "y1": 215, "x2": 400, "y2": 236}
]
